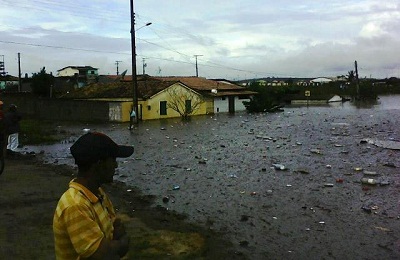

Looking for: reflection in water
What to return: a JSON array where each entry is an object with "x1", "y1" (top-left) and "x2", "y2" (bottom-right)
[
  {"x1": 290, "y1": 95, "x2": 400, "y2": 110},
  {"x1": 351, "y1": 98, "x2": 380, "y2": 109}
]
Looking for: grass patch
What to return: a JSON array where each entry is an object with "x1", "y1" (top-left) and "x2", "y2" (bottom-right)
[{"x1": 20, "y1": 119, "x2": 66, "y2": 145}]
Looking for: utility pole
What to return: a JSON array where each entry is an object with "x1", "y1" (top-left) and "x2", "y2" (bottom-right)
[
  {"x1": 355, "y1": 60, "x2": 360, "y2": 99},
  {"x1": 18, "y1": 53, "x2": 22, "y2": 92},
  {"x1": 142, "y1": 58, "x2": 147, "y2": 75},
  {"x1": 0, "y1": 55, "x2": 5, "y2": 76},
  {"x1": 130, "y1": 0, "x2": 139, "y2": 124},
  {"x1": 194, "y1": 54, "x2": 203, "y2": 77},
  {"x1": 115, "y1": 60, "x2": 122, "y2": 75}
]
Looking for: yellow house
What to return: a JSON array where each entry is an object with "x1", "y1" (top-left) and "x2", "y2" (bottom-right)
[
  {"x1": 60, "y1": 75, "x2": 255, "y2": 122},
  {"x1": 61, "y1": 77, "x2": 208, "y2": 122},
  {"x1": 141, "y1": 82, "x2": 207, "y2": 120}
]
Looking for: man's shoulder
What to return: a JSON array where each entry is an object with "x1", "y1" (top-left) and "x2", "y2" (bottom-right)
[{"x1": 58, "y1": 187, "x2": 92, "y2": 208}]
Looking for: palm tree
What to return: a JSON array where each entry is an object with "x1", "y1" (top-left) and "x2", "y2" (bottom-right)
[{"x1": 347, "y1": 70, "x2": 355, "y2": 82}]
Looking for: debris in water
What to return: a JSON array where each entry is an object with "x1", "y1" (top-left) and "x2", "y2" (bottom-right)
[
  {"x1": 360, "y1": 178, "x2": 377, "y2": 185},
  {"x1": 272, "y1": 163, "x2": 287, "y2": 170},
  {"x1": 361, "y1": 138, "x2": 400, "y2": 150},
  {"x1": 310, "y1": 149, "x2": 322, "y2": 155},
  {"x1": 363, "y1": 170, "x2": 379, "y2": 176}
]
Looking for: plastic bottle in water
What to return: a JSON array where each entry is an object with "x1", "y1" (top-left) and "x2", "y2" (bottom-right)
[{"x1": 361, "y1": 178, "x2": 377, "y2": 185}]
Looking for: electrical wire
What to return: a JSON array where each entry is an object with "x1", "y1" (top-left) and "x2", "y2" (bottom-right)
[{"x1": 1, "y1": 1, "x2": 281, "y2": 77}]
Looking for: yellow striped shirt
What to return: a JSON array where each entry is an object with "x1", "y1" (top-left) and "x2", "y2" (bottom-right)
[{"x1": 53, "y1": 180, "x2": 116, "y2": 260}]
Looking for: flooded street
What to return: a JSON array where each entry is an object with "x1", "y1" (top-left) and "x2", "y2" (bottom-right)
[{"x1": 29, "y1": 96, "x2": 400, "y2": 259}]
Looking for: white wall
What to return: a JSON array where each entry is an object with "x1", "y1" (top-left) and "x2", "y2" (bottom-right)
[
  {"x1": 214, "y1": 96, "x2": 249, "y2": 113},
  {"x1": 57, "y1": 68, "x2": 79, "y2": 77}
]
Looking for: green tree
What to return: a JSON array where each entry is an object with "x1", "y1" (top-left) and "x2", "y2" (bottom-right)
[
  {"x1": 31, "y1": 67, "x2": 54, "y2": 97},
  {"x1": 243, "y1": 81, "x2": 289, "y2": 113}
]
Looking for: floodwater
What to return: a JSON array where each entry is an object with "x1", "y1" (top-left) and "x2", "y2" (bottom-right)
[{"x1": 27, "y1": 95, "x2": 400, "y2": 259}]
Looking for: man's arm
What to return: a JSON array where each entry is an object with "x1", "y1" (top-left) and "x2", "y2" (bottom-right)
[
  {"x1": 86, "y1": 218, "x2": 130, "y2": 259},
  {"x1": 86, "y1": 235, "x2": 129, "y2": 260}
]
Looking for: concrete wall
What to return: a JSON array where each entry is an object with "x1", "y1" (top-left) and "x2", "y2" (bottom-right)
[
  {"x1": 0, "y1": 94, "x2": 111, "y2": 122},
  {"x1": 214, "y1": 96, "x2": 249, "y2": 113}
]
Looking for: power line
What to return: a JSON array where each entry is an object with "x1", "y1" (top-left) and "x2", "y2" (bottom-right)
[
  {"x1": 0, "y1": 40, "x2": 127, "y2": 55},
  {"x1": 0, "y1": 3, "x2": 284, "y2": 77},
  {"x1": 2, "y1": 0, "x2": 129, "y2": 24}
]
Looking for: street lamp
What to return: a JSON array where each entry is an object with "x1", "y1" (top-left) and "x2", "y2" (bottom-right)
[
  {"x1": 130, "y1": 0, "x2": 151, "y2": 125},
  {"x1": 136, "y1": 22, "x2": 152, "y2": 31}
]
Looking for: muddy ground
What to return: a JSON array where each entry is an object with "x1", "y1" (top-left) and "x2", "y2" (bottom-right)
[
  {"x1": 0, "y1": 155, "x2": 241, "y2": 259},
  {"x1": 8, "y1": 103, "x2": 400, "y2": 259}
]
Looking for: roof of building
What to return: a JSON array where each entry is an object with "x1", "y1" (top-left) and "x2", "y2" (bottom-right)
[
  {"x1": 0, "y1": 75, "x2": 19, "y2": 81},
  {"x1": 310, "y1": 77, "x2": 333, "y2": 83},
  {"x1": 61, "y1": 76, "x2": 256, "y2": 99},
  {"x1": 153, "y1": 76, "x2": 245, "y2": 91},
  {"x1": 60, "y1": 79, "x2": 177, "y2": 99},
  {"x1": 57, "y1": 66, "x2": 98, "y2": 72}
]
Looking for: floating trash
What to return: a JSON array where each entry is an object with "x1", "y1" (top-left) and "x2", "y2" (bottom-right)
[
  {"x1": 172, "y1": 185, "x2": 180, "y2": 190},
  {"x1": 198, "y1": 160, "x2": 207, "y2": 164},
  {"x1": 272, "y1": 163, "x2": 287, "y2": 170},
  {"x1": 374, "y1": 226, "x2": 391, "y2": 232},
  {"x1": 310, "y1": 149, "x2": 322, "y2": 154},
  {"x1": 383, "y1": 162, "x2": 396, "y2": 168},
  {"x1": 324, "y1": 183, "x2": 334, "y2": 187},
  {"x1": 360, "y1": 178, "x2": 377, "y2": 185},
  {"x1": 162, "y1": 196, "x2": 170, "y2": 203},
  {"x1": 295, "y1": 169, "x2": 310, "y2": 174},
  {"x1": 363, "y1": 170, "x2": 379, "y2": 176},
  {"x1": 380, "y1": 180, "x2": 390, "y2": 186},
  {"x1": 361, "y1": 138, "x2": 400, "y2": 150}
]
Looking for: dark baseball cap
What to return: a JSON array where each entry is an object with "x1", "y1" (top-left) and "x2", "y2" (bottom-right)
[{"x1": 70, "y1": 132, "x2": 134, "y2": 165}]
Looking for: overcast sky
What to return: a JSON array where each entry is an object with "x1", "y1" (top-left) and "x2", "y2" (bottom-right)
[{"x1": 1, "y1": 0, "x2": 399, "y2": 80}]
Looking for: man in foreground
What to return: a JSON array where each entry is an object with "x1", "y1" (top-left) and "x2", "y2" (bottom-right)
[{"x1": 53, "y1": 132, "x2": 134, "y2": 259}]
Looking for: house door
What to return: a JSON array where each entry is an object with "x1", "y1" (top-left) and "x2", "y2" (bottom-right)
[{"x1": 228, "y1": 96, "x2": 235, "y2": 114}]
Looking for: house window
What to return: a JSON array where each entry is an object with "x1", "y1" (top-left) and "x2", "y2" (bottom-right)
[
  {"x1": 185, "y1": 100, "x2": 192, "y2": 114},
  {"x1": 160, "y1": 101, "x2": 167, "y2": 115}
]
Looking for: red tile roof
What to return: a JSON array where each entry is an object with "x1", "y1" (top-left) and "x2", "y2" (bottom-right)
[
  {"x1": 61, "y1": 76, "x2": 255, "y2": 99},
  {"x1": 153, "y1": 76, "x2": 244, "y2": 91}
]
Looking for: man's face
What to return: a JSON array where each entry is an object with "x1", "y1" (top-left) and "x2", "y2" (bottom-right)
[{"x1": 95, "y1": 157, "x2": 118, "y2": 184}]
